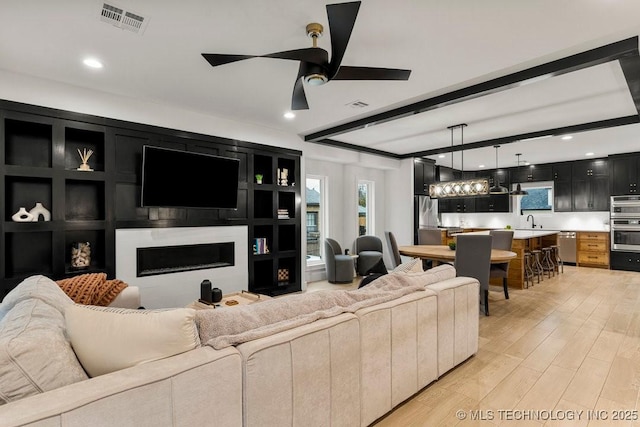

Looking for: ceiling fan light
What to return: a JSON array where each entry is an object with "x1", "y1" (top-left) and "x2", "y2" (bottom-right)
[{"x1": 305, "y1": 73, "x2": 328, "y2": 86}]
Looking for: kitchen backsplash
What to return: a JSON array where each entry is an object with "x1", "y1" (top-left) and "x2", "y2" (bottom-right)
[{"x1": 441, "y1": 211, "x2": 610, "y2": 231}]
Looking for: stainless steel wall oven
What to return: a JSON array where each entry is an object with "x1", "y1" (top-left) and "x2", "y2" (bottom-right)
[{"x1": 611, "y1": 196, "x2": 640, "y2": 252}]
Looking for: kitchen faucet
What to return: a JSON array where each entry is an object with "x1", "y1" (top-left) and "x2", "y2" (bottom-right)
[{"x1": 526, "y1": 214, "x2": 536, "y2": 228}]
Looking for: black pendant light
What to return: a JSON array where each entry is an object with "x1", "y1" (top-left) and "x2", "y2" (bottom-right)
[
  {"x1": 489, "y1": 145, "x2": 508, "y2": 194},
  {"x1": 510, "y1": 153, "x2": 529, "y2": 196}
]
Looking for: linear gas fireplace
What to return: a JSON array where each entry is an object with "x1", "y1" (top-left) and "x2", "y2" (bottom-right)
[
  {"x1": 136, "y1": 242, "x2": 234, "y2": 277},
  {"x1": 116, "y1": 226, "x2": 248, "y2": 308}
]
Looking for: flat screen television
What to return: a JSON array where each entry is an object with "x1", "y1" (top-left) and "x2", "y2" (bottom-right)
[{"x1": 141, "y1": 145, "x2": 240, "y2": 209}]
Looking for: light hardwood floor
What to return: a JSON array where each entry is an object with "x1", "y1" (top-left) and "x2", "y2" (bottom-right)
[{"x1": 307, "y1": 266, "x2": 640, "y2": 426}]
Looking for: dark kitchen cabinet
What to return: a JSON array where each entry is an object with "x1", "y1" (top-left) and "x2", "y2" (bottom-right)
[
  {"x1": 510, "y1": 164, "x2": 552, "y2": 183},
  {"x1": 611, "y1": 251, "x2": 640, "y2": 272},
  {"x1": 552, "y1": 162, "x2": 572, "y2": 212},
  {"x1": 475, "y1": 194, "x2": 510, "y2": 212},
  {"x1": 413, "y1": 158, "x2": 436, "y2": 196},
  {"x1": 571, "y1": 159, "x2": 609, "y2": 211},
  {"x1": 610, "y1": 154, "x2": 640, "y2": 195}
]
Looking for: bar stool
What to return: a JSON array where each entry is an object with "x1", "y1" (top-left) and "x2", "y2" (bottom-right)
[
  {"x1": 541, "y1": 247, "x2": 555, "y2": 278},
  {"x1": 523, "y1": 252, "x2": 534, "y2": 288},
  {"x1": 550, "y1": 244, "x2": 563, "y2": 273},
  {"x1": 530, "y1": 249, "x2": 544, "y2": 283}
]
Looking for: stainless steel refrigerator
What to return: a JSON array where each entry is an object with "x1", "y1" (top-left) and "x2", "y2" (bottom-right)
[{"x1": 414, "y1": 195, "x2": 439, "y2": 243}]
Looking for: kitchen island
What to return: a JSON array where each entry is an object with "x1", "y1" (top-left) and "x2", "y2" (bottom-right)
[{"x1": 453, "y1": 229, "x2": 559, "y2": 289}]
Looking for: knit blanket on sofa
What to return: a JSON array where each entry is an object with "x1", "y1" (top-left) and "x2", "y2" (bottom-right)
[
  {"x1": 56, "y1": 273, "x2": 127, "y2": 306},
  {"x1": 197, "y1": 264, "x2": 456, "y2": 349}
]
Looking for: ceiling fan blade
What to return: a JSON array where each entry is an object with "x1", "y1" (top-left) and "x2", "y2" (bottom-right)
[
  {"x1": 326, "y1": 1, "x2": 361, "y2": 79},
  {"x1": 263, "y1": 48, "x2": 328, "y2": 66},
  {"x1": 291, "y1": 63, "x2": 309, "y2": 110},
  {"x1": 332, "y1": 66, "x2": 412, "y2": 80},
  {"x1": 202, "y1": 54, "x2": 256, "y2": 67}
]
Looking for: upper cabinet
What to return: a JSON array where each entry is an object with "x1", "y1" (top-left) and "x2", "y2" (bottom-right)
[
  {"x1": 510, "y1": 164, "x2": 552, "y2": 183},
  {"x1": 413, "y1": 158, "x2": 436, "y2": 196},
  {"x1": 610, "y1": 154, "x2": 640, "y2": 195},
  {"x1": 552, "y1": 162, "x2": 572, "y2": 212},
  {"x1": 571, "y1": 158, "x2": 609, "y2": 211}
]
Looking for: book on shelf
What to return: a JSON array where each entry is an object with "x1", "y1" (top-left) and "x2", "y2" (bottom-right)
[
  {"x1": 277, "y1": 208, "x2": 289, "y2": 219},
  {"x1": 253, "y1": 237, "x2": 269, "y2": 255}
]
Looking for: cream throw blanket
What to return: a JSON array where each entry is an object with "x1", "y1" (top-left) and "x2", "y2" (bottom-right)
[{"x1": 197, "y1": 264, "x2": 456, "y2": 349}]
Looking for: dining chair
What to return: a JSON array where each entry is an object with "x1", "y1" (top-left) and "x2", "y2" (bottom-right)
[
  {"x1": 324, "y1": 238, "x2": 355, "y2": 284},
  {"x1": 355, "y1": 235, "x2": 384, "y2": 276},
  {"x1": 488, "y1": 230, "x2": 514, "y2": 300},
  {"x1": 384, "y1": 231, "x2": 402, "y2": 269},
  {"x1": 454, "y1": 234, "x2": 492, "y2": 316},
  {"x1": 417, "y1": 228, "x2": 442, "y2": 245},
  {"x1": 417, "y1": 228, "x2": 443, "y2": 269}
]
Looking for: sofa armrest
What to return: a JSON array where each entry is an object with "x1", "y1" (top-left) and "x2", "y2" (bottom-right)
[
  {"x1": 0, "y1": 346, "x2": 242, "y2": 427},
  {"x1": 108, "y1": 286, "x2": 140, "y2": 309}
]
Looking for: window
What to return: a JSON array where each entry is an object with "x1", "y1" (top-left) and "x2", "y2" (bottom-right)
[
  {"x1": 358, "y1": 180, "x2": 374, "y2": 236},
  {"x1": 306, "y1": 176, "x2": 326, "y2": 265},
  {"x1": 520, "y1": 187, "x2": 552, "y2": 211}
]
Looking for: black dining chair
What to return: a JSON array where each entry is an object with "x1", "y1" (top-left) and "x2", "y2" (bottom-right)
[
  {"x1": 489, "y1": 230, "x2": 514, "y2": 300},
  {"x1": 385, "y1": 231, "x2": 402, "y2": 269},
  {"x1": 454, "y1": 234, "x2": 493, "y2": 316}
]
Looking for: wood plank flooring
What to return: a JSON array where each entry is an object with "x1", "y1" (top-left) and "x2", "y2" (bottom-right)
[{"x1": 307, "y1": 266, "x2": 640, "y2": 426}]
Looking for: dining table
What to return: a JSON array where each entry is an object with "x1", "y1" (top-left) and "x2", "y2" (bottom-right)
[{"x1": 398, "y1": 245, "x2": 517, "y2": 265}]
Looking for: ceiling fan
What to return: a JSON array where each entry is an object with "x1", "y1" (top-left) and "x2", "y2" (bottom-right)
[{"x1": 201, "y1": 1, "x2": 411, "y2": 110}]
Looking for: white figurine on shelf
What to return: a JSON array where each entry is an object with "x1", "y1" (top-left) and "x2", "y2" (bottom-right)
[
  {"x1": 77, "y1": 148, "x2": 94, "y2": 171},
  {"x1": 12, "y1": 207, "x2": 34, "y2": 222},
  {"x1": 280, "y1": 168, "x2": 288, "y2": 186},
  {"x1": 29, "y1": 202, "x2": 51, "y2": 222}
]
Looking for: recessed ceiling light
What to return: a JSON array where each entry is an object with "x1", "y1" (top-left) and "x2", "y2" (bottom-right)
[
  {"x1": 478, "y1": 164, "x2": 485, "y2": 168},
  {"x1": 438, "y1": 154, "x2": 446, "y2": 158},
  {"x1": 83, "y1": 58, "x2": 103, "y2": 69},
  {"x1": 561, "y1": 135, "x2": 573, "y2": 140},
  {"x1": 524, "y1": 162, "x2": 531, "y2": 166},
  {"x1": 283, "y1": 111, "x2": 295, "y2": 120},
  {"x1": 585, "y1": 152, "x2": 594, "y2": 156}
]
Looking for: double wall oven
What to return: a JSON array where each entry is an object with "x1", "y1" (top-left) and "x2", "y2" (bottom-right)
[{"x1": 611, "y1": 196, "x2": 640, "y2": 252}]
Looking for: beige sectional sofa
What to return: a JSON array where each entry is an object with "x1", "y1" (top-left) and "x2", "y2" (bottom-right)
[{"x1": 0, "y1": 264, "x2": 479, "y2": 427}]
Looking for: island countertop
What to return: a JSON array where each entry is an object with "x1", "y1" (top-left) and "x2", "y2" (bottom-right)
[{"x1": 453, "y1": 229, "x2": 559, "y2": 240}]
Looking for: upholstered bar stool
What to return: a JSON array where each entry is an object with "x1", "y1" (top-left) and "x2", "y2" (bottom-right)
[
  {"x1": 530, "y1": 249, "x2": 544, "y2": 284},
  {"x1": 541, "y1": 247, "x2": 555, "y2": 278}
]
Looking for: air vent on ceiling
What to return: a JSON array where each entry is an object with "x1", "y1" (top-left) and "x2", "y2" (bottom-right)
[
  {"x1": 346, "y1": 100, "x2": 370, "y2": 109},
  {"x1": 100, "y1": 2, "x2": 149, "y2": 34}
]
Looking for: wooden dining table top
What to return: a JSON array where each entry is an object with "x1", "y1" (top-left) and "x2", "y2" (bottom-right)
[{"x1": 398, "y1": 245, "x2": 517, "y2": 264}]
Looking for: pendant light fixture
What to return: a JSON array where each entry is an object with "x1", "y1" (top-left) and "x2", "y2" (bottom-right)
[
  {"x1": 429, "y1": 124, "x2": 489, "y2": 198},
  {"x1": 489, "y1": 145, "x2": 509, "y2": 194},
  {"x1": 510, "y1": 153, "x2": 529, "y2": 196}
]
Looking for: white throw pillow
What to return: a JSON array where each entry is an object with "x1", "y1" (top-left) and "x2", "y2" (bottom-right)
[
  {"x1": 65, "y1": 305, "x2": 200, "y2": 377},
  {"x1": 391, "y1": 257, "x2": 423, "y2": 273}
]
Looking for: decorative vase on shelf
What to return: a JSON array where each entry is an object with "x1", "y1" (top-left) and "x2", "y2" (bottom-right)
[
  {"x1": 11, "y1": 207, "x2": 34, "y2": 222},
  {"x1": 29, "y1": 202, "x2": 51, "y2": 222},
  {"x1": 70, "y1": 242, "x2": 91, "y2": 269},
  {"x1": 77, "y1": 148, "x2": 94, "y2": 171}
]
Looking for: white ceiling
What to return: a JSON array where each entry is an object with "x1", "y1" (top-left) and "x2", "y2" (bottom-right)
[{"x1": 1, "y1": 0, "x2": 640, "y2": 168}]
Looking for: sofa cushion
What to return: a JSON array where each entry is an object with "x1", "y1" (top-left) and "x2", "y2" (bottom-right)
[
  {"x1": 1, "y1": 275, "x2": 73, "y2": 314},
  {"x1": 65, "y1": 305, "x2": 200, "y2": 377},
  {"x1": 0, "y1": 298, "x2": 89, "y2": 405}
]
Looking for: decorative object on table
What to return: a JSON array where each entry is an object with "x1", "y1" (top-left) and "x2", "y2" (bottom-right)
[
  {"x1": 277, "y1": 268, "x2": 290, "y2": 284},
  {"x1": 255, "y1": 174, "x2": 263, "y2": 184},
  {"x1": 28, "y1": 202, "x2": 51, "y2": 222},
  {"x1": 211, "y1": 287, "x2": 223, "y2": 303},
  {"x1": 200, "y1": 279, "x2": 212, "y2": 303},
  {"x1": 448, "y1": 242, "x2": 456, "y2": 250},
  {"x1": 11, "y1": 207, "x2": 34, "y2": 222},
  {"x1": 77, "y1": 148, "x2": 94, "y2": 171},
  {"x1": 70, "y1": 242, "x2": 91, "y2": 269}
]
